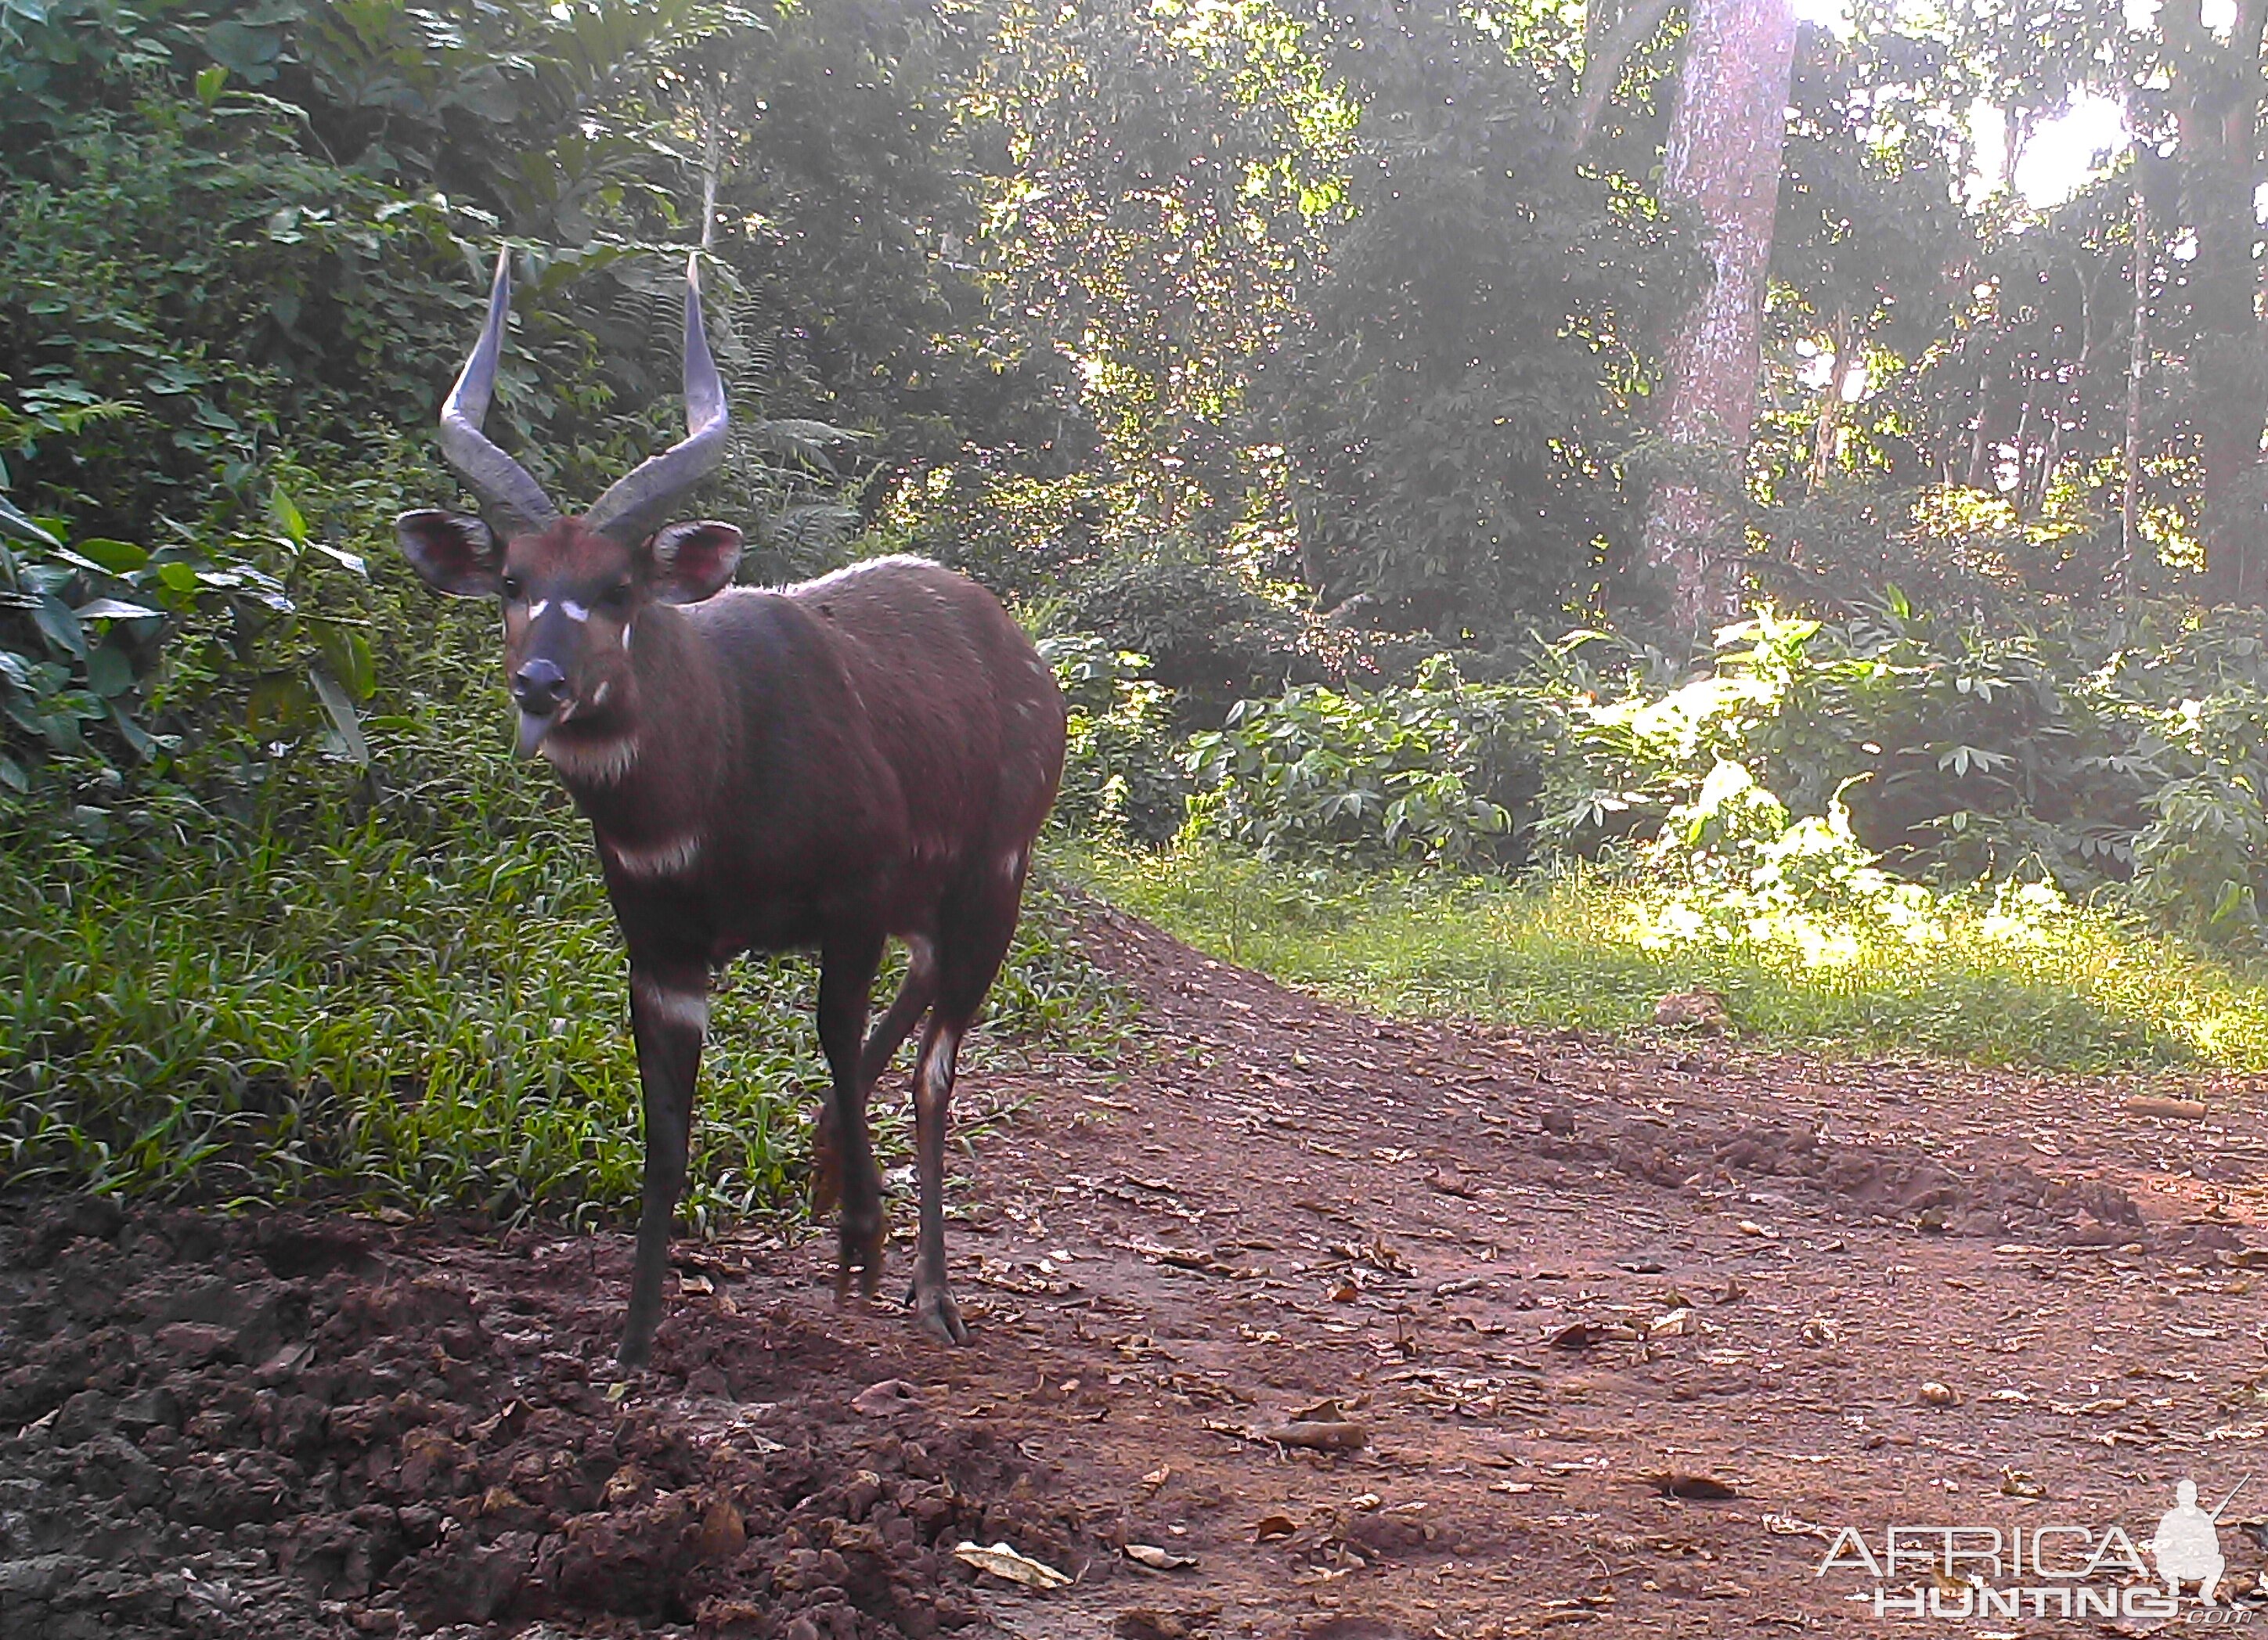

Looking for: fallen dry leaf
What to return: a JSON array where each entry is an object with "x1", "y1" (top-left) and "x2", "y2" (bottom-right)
[
  {"x1": 1762, "y1": 1513, "x2": 1826, "y2": 1537},
  {"x1": 1124, "y1": 1543, "x2": 1198, "y2": 1571},
  {"x1": 1253, "y1": 1514, "x2": 1297, "y2": 1542},
  {"x1": 1648, "y1": 1472, "x2": 1740, "y2": 1501},
  {"x1": 952, "y1": 1540, "x2": 1072, "y2": 1591},
  {"x1": 1918, "y1": 1380, "x2": 1960, "y2": 1407}
]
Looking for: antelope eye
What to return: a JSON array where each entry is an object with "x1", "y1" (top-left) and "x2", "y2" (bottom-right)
[
  {"x1": 603, "y1": 580, "x2": 633, "y2": 608},
  {"x1": 500, "y1": 575, "x2": 524, "y2": 600}
]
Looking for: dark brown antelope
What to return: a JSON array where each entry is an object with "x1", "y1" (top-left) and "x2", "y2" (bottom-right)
[{"x1": 395, "y1": 249, "x2": 1065, "y2": 1365}]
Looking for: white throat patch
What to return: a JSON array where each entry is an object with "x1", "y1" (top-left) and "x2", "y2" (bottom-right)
[{"x1": 542, "y1": 731, "x2": 640, "y2": 786}]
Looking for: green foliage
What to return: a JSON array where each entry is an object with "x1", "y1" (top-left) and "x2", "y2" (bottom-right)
[
  {"x1": 1060, "y1": 534, "x2": 1307, "y2": 710},
  {"x1": 1042, "y1": 633, "x2": 1189, "y2": 847},
  {"x1": 0, "y1": 409, "x2": 377, "y2": 815},
  {"x1": 1182, "y1": 655, "x2": 1538, "y2": 867},
  {"x1": 1072, "y1": 838, "x2": 2268, "y2": 1072}
]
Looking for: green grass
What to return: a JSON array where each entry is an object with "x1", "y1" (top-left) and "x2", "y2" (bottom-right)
[
  {"x1": 1064, "y1": 838, "x2": 2268, "y2": 1073},
  {"x1": 0, "y1": 701, "x2": 1125, "y2": 1222}
]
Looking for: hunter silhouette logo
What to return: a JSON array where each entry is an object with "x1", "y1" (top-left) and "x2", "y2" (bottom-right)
[{"x1": 2150, "y1": 1477, "x2": 2245, "y2": 1606}]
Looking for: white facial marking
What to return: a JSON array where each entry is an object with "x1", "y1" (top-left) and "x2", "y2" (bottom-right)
[
  {"x1": 527, "y1": 599, "x2": 550, "y2": 618},
  {"x1": 604, "y1": 831, "x2": 702, "y2": 880},
  {"x1": 631, "y1": 977, "x2": 709, "y2": 1035},
  {"x1": 541, "y1": 732, "x2": 640, "y2": 785},
  {"x1": 562, "y1": 600, "x2": 591, "y2": 623},
  {"x1": 622, "y1": 622, "x2": 633, "y2": 652},
  {"x1": 592, "y1": 680, "x2": 611, "y2": 706}
]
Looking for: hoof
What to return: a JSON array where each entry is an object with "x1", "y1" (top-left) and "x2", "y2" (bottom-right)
[
  {"x1": 835, "y1": 1214, "x2": 885, "y2": 1303},
  {"x1": 909, "y1": 1281, "x2": 968, "y2": 1344}
]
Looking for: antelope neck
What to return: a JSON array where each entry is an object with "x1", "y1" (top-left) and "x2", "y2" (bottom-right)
[{"x1": 548, "y1": 604, "x2": 726, "y2": 842}]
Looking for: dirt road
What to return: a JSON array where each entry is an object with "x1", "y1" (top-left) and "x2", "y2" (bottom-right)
[{"x1": 5, "y1": 907, "x2": 2266, "y2": 1638}]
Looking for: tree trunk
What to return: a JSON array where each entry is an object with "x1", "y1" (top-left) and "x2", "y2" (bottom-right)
[
  {"x1": 1642, "y1": 0, "x2": 1798, "y2": 635},
  {"x1": 2162, "y1": 0, "x2": 2268, "y2": 603}
]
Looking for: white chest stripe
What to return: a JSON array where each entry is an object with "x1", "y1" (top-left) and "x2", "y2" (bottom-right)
[
  {"x1": 605, "y1": 831, "x2": 702, "y2": 879},
  {"x1": 562, "y1": 600, "x2": 591, "y2": 623}
]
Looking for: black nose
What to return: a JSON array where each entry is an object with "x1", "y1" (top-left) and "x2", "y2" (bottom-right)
[{"x1": 511, "y1": 658, "x2": 568, "y2": 715}]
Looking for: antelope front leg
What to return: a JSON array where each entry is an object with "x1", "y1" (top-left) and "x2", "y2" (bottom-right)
[
  {"x1": 620, "y1": 964, "x2": 709, "y2": 1368},
  {"x1": 908, "y1": 1015, "x2": 968, "y2": 1343}
]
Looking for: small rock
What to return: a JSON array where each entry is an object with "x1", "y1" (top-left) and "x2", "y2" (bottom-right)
[
  {"x1": 852, "y1": 1379, "x2": 920, "y2": 1416},
  {"x1": 0, "y1": 1554, "x2": 96, "y2": 1599},
  {"x1": 154, "y1": 1322, "x2": 235, "y2": 1365}
]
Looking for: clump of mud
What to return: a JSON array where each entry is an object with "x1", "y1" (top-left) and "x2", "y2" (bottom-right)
[{"x1": 0, "y1": 1202, "x2": 1086, "y2": 1639}]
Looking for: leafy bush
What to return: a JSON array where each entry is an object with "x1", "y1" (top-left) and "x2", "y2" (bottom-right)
[
  {"x1": 1061, "y1": 535, "x2": 1308, "y2": 713},
  {"x1": 1043, "y1": 633, "x2": 1188, "y2": 847},
  {"x1": 1182, "y1": 655, "x2": 1540, "y2": 867}
]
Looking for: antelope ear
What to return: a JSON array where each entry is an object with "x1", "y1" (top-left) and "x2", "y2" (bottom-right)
[
  {"x1": 395, "y1": 510, "x2": 503, "y2": 598},
  {"x1": 646, "y1": 520, "x2": 742, "y2": 604}
]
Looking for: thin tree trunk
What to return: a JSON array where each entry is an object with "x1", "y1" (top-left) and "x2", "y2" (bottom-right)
[
  {"x1": 1572, "y1": 0, "x2": 1680, "y2": 151},
  {"x1": 2008, "y1": 394, "x2": 2034, "y2": 517},
  {"x1": 1965, "y1": 363, "x2": 1992, "y2": 490},
  {"x1": 2121, "y1": 188, "x2": 2147, "y2": 596},
  {"x1": 2034, "y1": 265, "x2": 2094, "y2": 523},
  {"x1": 1808, "y1": 312, "x2": 1851, "y2": 491},
  {"x1": 1642, "y1": 0, "x2": 1799, "y2": 634}
]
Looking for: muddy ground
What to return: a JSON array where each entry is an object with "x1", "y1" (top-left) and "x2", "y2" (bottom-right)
[{"x1": 5, "y1": 907, "x2": 2267, "y2": 1638}]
